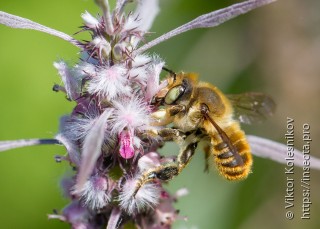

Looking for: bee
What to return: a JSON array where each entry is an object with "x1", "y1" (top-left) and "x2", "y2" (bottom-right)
[{"x1": 133, "y1": 71, "x2": 275, "y2": 195}]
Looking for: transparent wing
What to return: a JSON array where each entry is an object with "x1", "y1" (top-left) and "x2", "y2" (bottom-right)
[
  {"x1": 227, "y1": 92, "x2": 276, "y2": 125},
  {"x1": 201, "y1": 104, "x2": 243, "y2": 165}
]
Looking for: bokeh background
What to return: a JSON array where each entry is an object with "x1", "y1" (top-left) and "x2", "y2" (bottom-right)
[{"x1": 0, "y1": 0, "x2": 320, "y2": 228}]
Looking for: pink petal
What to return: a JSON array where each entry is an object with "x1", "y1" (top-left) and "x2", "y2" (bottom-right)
[{"x1": 119, "y1": 130, "x2": 135, "y2": 159}]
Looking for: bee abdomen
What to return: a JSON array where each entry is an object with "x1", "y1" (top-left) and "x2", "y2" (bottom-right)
[{"x1": 213, "y1": 129, "x2": 252, "y2": 181}]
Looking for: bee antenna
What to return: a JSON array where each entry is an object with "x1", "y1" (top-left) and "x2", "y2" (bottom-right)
[{"x1": 162, "y1": 67, "x2": 177, "y2": 81}]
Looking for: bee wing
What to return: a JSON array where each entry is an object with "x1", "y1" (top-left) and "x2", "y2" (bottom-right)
[
  {"x1": 201, "y1": 104, "x2": 243, "y2": 165},
  {"x1": 227, "y1": 93, "x2": 276, "y2": 125}
]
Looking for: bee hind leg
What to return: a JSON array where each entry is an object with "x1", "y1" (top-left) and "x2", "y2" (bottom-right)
[
  {"x1": 132, "y1": 163, "x2": 180, "y2": 197},
  {"x1": 133, "y1": 138, "x2": 199, "y2": 197}
]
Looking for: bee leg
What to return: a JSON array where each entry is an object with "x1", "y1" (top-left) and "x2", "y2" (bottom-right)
[
  {"x1": 167, "y1": 104, "x2": 185, "y2": 116},
  {"x1": 157, "y1": 128, "x2": 186, "y2": 142},
  {"x1": 203, "y1": 144, "x2": 211, "y2": 173},
  {"x1": 132, "y1": 164, "x2": 180, "y2": 197},
  {"x1": 145, "y1": 128, "x2": 186, "y2": 142},
  {"x1": 176, "y1": 142, "x2": 198, "y2": 170},
  {"x1": 133, "y1": 139, "x2": 198, "y2": 197}
]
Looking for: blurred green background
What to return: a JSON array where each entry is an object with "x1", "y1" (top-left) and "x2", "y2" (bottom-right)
[{"x1": 0, "y1": 0, "x2": 320, "y2": 228}]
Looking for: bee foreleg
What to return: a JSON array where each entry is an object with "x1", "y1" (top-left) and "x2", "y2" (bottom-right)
[
  {"x1": 167, "y1": 104, "x2": 185, "y2": 116},
  {"x1": 156, "y1": 128, "x2": 186, "y2": 142}
]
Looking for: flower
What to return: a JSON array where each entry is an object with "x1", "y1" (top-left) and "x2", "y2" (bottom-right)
[
  {"x1": 86, "y1": 64, "x2": 130, "y2": 99},
  {"x1": 81, "y1": 11, "x2": 100, "y2": 29},
  {"x1": 111, "y1": 96, "x2": 151, "y2": 133},
  {"x1": 119, "y1": 177, "x2": 161, "y2": 215},
  {"x1": 118, "y1": 129, "x2": 135, "y2": 159},
  {"x1": 2, "y1": 0, "x2": 319, "y2": 229},
  {"x1": 76, "y1": 175, "x2": 110, "y2": 210}
]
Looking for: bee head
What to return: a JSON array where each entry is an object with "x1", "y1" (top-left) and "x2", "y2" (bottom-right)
[{"x1": 151, "y1": 72, "x2": 198, "y2": 106}]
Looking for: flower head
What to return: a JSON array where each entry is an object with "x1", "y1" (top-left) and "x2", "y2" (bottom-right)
[
  {"x1": 119, "y1": 177, "x2": 161, "y2": 215},
  {"x1": 76, "y1": 175, "x2": 110, "y2": 210},
  {"x1": 86, "y1": 64, "x2": 130, "y2": 99},
  {"x1": 111, "y1": 96, "x2": 151, "y2": 133}
]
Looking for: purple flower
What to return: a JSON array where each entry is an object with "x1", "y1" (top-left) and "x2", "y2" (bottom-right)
[
  {"x1": 119, "y1": 176, "x2": 161, "y2": 215},
  {"x1": 76, "y1": 175, "x2": 110, "y2": 210},
  {"x1": 86, "y1": 65, "x2": 130, "y2": 99}
]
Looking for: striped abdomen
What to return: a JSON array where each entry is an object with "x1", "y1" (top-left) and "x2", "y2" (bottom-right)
[{"x1": 212, "y1": 123, "x2": 252, "y2": 180}]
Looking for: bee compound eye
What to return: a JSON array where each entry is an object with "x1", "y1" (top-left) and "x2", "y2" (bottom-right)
[{"x1": 164, "y1": 85, "x2": 185, "y2": 105}]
